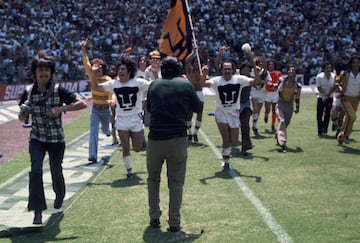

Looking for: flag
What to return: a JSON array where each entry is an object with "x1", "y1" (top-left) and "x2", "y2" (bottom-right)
[{"x1": 159, "y1": 0, "x2": 192, "y2": 61}]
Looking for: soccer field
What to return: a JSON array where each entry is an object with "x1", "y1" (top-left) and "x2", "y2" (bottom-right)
[{"x1": 1, "y1": 95, "x2": 360, "y2": 242}]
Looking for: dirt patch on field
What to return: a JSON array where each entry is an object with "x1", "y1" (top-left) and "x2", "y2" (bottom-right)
[{"x1": 0, "y1": 107, "x2": 90, "y2": 165}]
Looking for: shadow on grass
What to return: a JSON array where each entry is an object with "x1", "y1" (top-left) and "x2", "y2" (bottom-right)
[
  {"x1": 231, "y1": 147, "x2": 269, "y2": 161},
  {"x1": 264, "y1": 128, "x2": 276, "y2": 135},
  {"x1": 143, "y1": 226, "x2": 201, "y2": 243},
  {"x1": 88, "y1": 172, "x2": 147, "y2": 188},
  {"x1": 317, "y1": 134, "x2": 337, "y2": 140},
  {"x1": 268, "y1": 146, "x2": 304, "y2": 153},
  {"x1": 9, "y1": 212, "x2": 79, "y2": 243},
  {"x1": 339, "y1": 143, "x2": 360, "y2": 155},
  {"x1": 251, "y1": 133, "x2": 268, "y2": 140},
  {"x1": 199, "y1": 168, "x2": 262, "y2": 184},
  {"x1": 187, "y1": 141, "x2": 209, "y2": 148}
]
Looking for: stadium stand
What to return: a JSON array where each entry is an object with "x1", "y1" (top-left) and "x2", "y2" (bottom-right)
[{"x1": 0, "y1": 0, "x2": 359, "y2": 85}]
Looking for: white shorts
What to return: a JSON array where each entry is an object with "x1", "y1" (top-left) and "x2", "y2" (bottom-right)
[
  {"x1": 215, "y1": 108, "x2": 240, "y2": 128},
  {"x1": 333, "y1": 95, "x2": 341, "y2": 106},
  {"x1": 265, "y1": 91, "x2": 279, "y2": 103},
  {"x1": 250, "y1": 88, "x2": 266, "y2": 102},
  {"x1": 116, "y1": 113, "x2": 143, "y2": 132}
]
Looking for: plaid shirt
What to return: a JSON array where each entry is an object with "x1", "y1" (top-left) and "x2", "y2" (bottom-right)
[{"x1": 28, "y1": 83, "x2": 76, "y2": 143}]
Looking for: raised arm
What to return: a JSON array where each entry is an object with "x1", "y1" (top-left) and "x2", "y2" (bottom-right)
[
  {"x1": 201, "y1": 59, "x2": 211, "y2": 88},
  {"x1": 80, "y1": 39, "x2": 92, "y2": 77},
  {"x1": 242, "y1": 43, "x2": 261, "y2": 85}
]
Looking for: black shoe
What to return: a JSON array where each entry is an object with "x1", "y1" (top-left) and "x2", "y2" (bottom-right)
[
  {"x1": 264, "y1": 116, "x2": 268, "y2": 123},
  {"x1": 88, "y1": 157, "x2": 97, "y2": 163},
  {"x1": 193, "y1": 134, "x2": 198, "y2": 142},
  {"x1": 332, "y1": 123, "x2": 337, "y2": 131},
  {"x1": 150, "y1": 218, "x2": 161, "y2": 228},
  {"x1": 188, "y1": 135, "x2": 193, "y2": 141},
  {"x1": 167, "y1": 226, "x2": 181, "y2": 232},
  {"x1": 281, "y1": 146, "x2": 287, "y2": 153},
  {"x1": 253, "y1": 128, "x2": 259, "y2": 136},
  {"x1": 241, "y1": 150, "x2": 249, "y2": 156},
  {"x1": 222, "y1": 162, "x2": 230, "y2": 171},
  {"x1": 54, "y1": 197, "x2": 64, "y2": 209},
  {"x1": 271, "y1": 126, "x2": 275, "y2": 133},
  {"x1": 33, "y1": 211, "x2": 42, "y2": 225},
  {"x1": 126, "y1": 173, "x2": 134, "y2": 180}
]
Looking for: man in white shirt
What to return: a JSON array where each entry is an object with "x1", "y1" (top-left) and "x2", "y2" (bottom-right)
[{"x1": 315, "y1": 62, "x2": 335, "y2": 136}]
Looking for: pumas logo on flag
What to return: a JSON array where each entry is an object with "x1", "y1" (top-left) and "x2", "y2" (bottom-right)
[{"x1": 159, "y1": 0, "x2": 192, "y2": 61}]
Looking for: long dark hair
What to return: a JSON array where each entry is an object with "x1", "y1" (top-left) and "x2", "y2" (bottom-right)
[
  {"x1": 30, "y1": 52, "x2": 55, "y2": 79},
  {"x1": 116, "y1": 57, "x2": 138, "y2": 79}
]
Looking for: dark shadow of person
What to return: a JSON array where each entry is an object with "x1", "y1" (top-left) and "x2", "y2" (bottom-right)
[
  {"x1": 143, "y1": 226, "x2": 201, "y2": 243},
  {"x1": 199, "y1": 168, "x2": 262, "y2": 184},
  {"x1": 88, "y1": 172, "x2": 147, "y2": 188},
  {"x1": 339, "y1": 144, "x2": 360, "y2": 155},
  {"x1": 10, "y1": 212, "x2": 78, "y2": 243}
]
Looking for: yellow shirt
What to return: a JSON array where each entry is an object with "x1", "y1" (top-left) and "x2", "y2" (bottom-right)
[{"x1": 82, "y1": 56, "x2": 112, "y2": 105}]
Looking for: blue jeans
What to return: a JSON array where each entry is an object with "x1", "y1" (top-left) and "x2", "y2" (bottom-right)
[
  {"x1": 28, "y1": 139, "x2": 65, "y2": 212},
  {"x1": 89, "y1": 106, "x2": 111, "y2": 160}
]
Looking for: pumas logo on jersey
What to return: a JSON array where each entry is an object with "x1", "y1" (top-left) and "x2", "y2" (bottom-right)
[
  {"x1": 114, "y1": 87, "x2": 139, "y2": 111},
  {"x1": 218, "y1": 84, "x2": 241, "y2": 107}
]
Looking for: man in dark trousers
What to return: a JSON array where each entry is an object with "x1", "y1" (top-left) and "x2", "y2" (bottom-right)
[{"x1": 146, "y1": 56, "x2": 202, "y2": 232}]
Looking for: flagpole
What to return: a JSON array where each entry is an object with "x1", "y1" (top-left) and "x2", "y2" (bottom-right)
[{"x1": 184, "y1": 0, "x2": 202, "y2": 75}]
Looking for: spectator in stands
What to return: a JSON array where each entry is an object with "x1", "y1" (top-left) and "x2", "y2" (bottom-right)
[{"x1": 0, "y1": 0, "x2": 359, "y2": 86}]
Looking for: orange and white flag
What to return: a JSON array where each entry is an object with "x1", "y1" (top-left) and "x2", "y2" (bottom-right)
[{"x1": 159, "y1": 0, "x2": 192, "y2": 61}]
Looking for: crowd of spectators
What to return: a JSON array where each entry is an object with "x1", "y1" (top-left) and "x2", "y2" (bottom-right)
[{"x1": 0, "y1": 0, "x2": 359, "y2": 85}]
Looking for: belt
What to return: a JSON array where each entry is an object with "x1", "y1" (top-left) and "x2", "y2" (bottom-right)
[{"x1": 93, "y1": 104, "x2": 109, "y2": 110}]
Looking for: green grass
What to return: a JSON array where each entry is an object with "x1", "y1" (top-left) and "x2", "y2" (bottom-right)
[{"x1": 1, "y1": 95, "x2": 360, "y2": 242}]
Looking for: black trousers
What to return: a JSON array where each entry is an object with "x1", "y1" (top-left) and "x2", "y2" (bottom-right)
[
  {"x1": 28, "y1": 139, "x2": 65, "y2": 212},
  {"x1": 240, "y1": 107, "x2": 253, "y2": 151},
  {"x1": 316, "y1": 97, "x2": 333, "y2": 135}
]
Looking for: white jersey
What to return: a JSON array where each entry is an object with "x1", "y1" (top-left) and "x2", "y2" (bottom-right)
[
  {"x1": 101, "y1": 78, "x2": 150, "y2": 117},
  {"x1": 144, "y1": 65, "x2": 161, "y2": 81},
  {"x1": 315, "y1": 71, "x2": 335, "y2": 98},
  {"x1": 208, "y1": 74, "x2": 253, "y2": 110},
  {"x1": 135, "y1": 69, "x2": 146, "y2": 78}
]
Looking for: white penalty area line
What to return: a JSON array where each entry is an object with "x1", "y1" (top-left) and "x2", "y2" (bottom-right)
[{"x1": 199, "y1": 129, "x2": 293, "y2": 243}]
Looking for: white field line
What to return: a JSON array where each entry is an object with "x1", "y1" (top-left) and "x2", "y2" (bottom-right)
[{"x1": 199, "y1": 129, "x2": 293, "y2": 243}]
